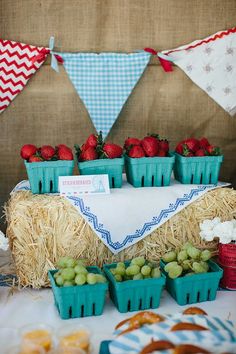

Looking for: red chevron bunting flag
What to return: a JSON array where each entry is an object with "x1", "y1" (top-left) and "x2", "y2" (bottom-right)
[{"x1": 0, "y1": 39, "x2": 50, "y2": 114}]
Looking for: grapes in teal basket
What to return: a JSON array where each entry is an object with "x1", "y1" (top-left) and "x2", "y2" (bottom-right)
[
  {"x1": 75, "y1": 273, "x2": 87, "y2": 285},
  {"x1": 133, "y1": 273, "x2": 143, "y2": 280},
  {"x1": 164, "y1": 261, "x2": 178, "y2": 273},
  {"x1": 192, "y1": 262, "x2": 206, "y2": 273},
  {"x1": 200, "y1": 250, "x2": 212, "y2": 261},
  {"x1": 117, "y1": 262, "x2": 125, "y2": 268},
  {"x1": 126, "y1": 265, "x2": 140, "y2": 276},
  {"x1": 162, "y1": 251, "x2": 177, "y2": 263},
  {"x1": 95, "y1": 274, "x2": 107, "y2": 283},
  {"x1": 55, "y1": 275, "x2": 64, "y2": 286},
  {"x1": 64, "y1": 280, "x2": 75, "y2": 287},
  {"x1": 187, "y1": 247, "x2": 200, "y2": 260},
  {"x1": 182, "y1": 259, "x2": 191, "y2": 271},
  {"x1": 177, "y1": 250, "x2": 188, "y2": 262},
  {"x1": 87, "y1": 273, "x2": 97, "y2": 284},
  {"x1": 151, "y1": 267, "x2": 161, "y2": 278},
  {"x1": 115, "y1": 266, "x2": 126, "y2": 276},
  {"x1": 168, "y1": 265, "x2": 183, "y2": 279},
  {"x1": 114, "y1": 274, "x2": 123, "y2": 282},
  {"x1": 74, "y1": 265, "x2": 88, "y2": 275},
  {"x1": 141, "y1": 265, "x2": 151, "y2": 276}
]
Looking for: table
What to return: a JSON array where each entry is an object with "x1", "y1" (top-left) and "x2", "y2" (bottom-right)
[{"x1": 0, "y1": 287, "x2": 235, "y2": 353}]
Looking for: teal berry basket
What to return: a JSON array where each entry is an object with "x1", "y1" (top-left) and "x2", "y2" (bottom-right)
[
  {"x1": 48, "y1": 266, "x2": 108, "y2": 319},
  {"x1": 103, "y1": 261, "x2": 166, "y2": 313},
  {"x1": 25, "y1": 160, "x2": 74, "y2": 194},
  {"x1": 78, "y1": 157, "x2": 124, "y2": 188},
  {"x1": 174, "y1": 153, "x2": 223, "y2": 184},
  {"x1": 160, "y1": 260, "x2": 223, "y2": 306},
  {"x1": 125, "y1": 153, "x2": 175, "y2": 188}
]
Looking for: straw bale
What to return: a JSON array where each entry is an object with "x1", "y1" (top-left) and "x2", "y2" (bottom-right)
[{"x1": 5, "y1": 188, "x2": 236, "y2": 288}]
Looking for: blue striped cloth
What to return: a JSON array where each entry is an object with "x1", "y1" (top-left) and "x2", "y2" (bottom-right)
[{"x1": 57, "y1": 52, "x2": 151, "y2": 137}]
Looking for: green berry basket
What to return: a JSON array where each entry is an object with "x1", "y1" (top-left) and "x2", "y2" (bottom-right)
[
  {"x1": 25, "y1": 160, "x2": 74, "y2": 194},
  {"x1": 48, "y1": 266, "x2": 108, "y2": 319},
  {"x1": 160, "y1": 260, "x2": 223, "y2": 306},
  {"x1": 78, "y1": 157, "x2": 124, "y2": 188},
  {"x1": 174, "y1": 153, "x2": 223, "y2": 184},
  {"x1": 103, "y1": 261, "x2": 166, "y2": 313},
  {"x1": 125, "y1": 153, "x2": 175, "y2": 187}
]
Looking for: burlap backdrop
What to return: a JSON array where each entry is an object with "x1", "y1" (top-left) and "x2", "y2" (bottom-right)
[{"x1": 0, "y1": 0, "x2": 236, "y2": 229}]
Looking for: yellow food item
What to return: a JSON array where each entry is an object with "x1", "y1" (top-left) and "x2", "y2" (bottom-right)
[
  {"x1": 59, "y1": 330, "x2": 90, "y2": 352},
  {"x1": 22, "y1": 329, "x2": 52, "y2": 352}
]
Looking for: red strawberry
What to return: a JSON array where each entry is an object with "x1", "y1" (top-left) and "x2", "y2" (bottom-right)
[
  {"x1": 199, "y1": 137, "x2": 210, "y2": 149},
  {"x1": 103, "y1": 143, "x2": 123, "y2": 159},
  {"x1": 124, "y1": 137, "x2": 141, "y2": 149},
  {"x1": 159, "y1": 139, "x2": 169, "y2": 153},
  {"x1": 175, "y1": 142, "x2": 184, "y2": 155},
  {"x1": 86, "y1": 134, "x2": 98, "y2": 148},
  {"x1": 80, "y1": 147, "x2": 98, "y2": 161},
  {"x1": 29, "y1": 155, "x2": 43, "y2": 162},
  {"x1": 58, "y1": 147, "x2": 73, "y2": 160},
  {"x1": 156, "y1": 150, "x2": 167, "y2": 157},
  {"x1": 195, "y1": 149, "x2": 206, "y2": 156},
  {"x1": 40, "y1": 145, "x2": 55, "y2": 160},
  {"x1": 20, "y1": 144, "x2": 38, "y2": 160},
  {"x1": 128, "y1": 145, "x2": 145, "y2": 158},
  {"x1": 141, "y1": 136, "x2": 159, "y2": 157},
  {"x1": 206, "y1": 145, "x2": 221, "y2": 156},
  {"x1": 183, "y1": 138, "x2": 200, "y2": 152}
]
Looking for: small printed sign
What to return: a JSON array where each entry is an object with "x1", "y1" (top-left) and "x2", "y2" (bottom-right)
[{"x1": 59, "y1": 175, "x2": 110, "y2": 196}]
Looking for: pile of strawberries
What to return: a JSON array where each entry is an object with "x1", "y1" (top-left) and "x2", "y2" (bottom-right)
[
  {"x1": 76, "y1": 133, "x2": 123, "y2": 161},
  {"x1": 124, "y1": 134, "x2": 169, "y2": 158},
  {"x1": 175, "y1": 138, "x2": 221, "y2": 157},
  {"x1": 20, "y1": 144, "x2": 73, "y2": 162}
]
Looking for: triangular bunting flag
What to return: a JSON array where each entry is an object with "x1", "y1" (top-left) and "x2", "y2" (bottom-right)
[
  {"x1": 59, "y1": 52, "x2": 151, "y2": 137},
  {"x1": 161, "y1": 27, "x2": 236, "y2": 116},
  {"x1": 0, "y1": 39, "x2": 49, "y2": 114}
]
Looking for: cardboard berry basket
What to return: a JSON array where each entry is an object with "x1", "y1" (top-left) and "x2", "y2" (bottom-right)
[
  {"x1": 160, "y1": 260, "x2": 223, "y2": 306},
  {"x1": 103, "y1": 261, "x2": 166, "y2": 313},
  {"x1": 125, "y1": 153, "x2": 175, "y2": 187},
  {"x1": 174, "y1": 153, "x2": 223, "y2": 184},
  {"x1": 78, "y1": 157, "x2": 124, "y2": 188},
  {"x1": 25, "y1": 160, "x2": 74, "y2": 194},
  {"x1": 48, "y1": 266, "x2": 108, "y2": 319}
]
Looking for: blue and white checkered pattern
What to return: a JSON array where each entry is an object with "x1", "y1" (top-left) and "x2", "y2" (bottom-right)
[{"x1": 58, "y1": 52, "x2": 151, "y2": 137}]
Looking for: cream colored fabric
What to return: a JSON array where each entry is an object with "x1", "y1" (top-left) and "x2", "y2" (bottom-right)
[{"x1": 0, "y1": 0, "x2": 236, "y2": 220}]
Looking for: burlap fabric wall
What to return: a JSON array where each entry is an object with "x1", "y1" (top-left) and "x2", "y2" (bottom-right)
[{"x1": 0, "y1": 0, "x2": 236, "y2": 228}]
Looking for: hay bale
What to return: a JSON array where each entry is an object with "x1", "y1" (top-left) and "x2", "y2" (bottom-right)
[{"x1": 5, "y1": 188, "x2": 236, "y2": 288}]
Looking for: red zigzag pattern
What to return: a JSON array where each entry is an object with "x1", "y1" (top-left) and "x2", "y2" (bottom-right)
[{"x1": 0, "y1": 39, "x2": 49, "y2": 113}]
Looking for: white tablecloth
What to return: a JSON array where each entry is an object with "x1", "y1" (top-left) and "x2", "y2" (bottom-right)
[{"x1": 0, "y1": 287, "x2": 235, "y2": 353}]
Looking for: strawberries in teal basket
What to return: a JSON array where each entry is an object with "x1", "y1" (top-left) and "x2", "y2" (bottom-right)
[
  {"x1": 175, "y1": 137, "x2": 221, "y2": 157},
  {"x1": 75, "y1": 132, "x2": 123, "y2": 161},
  {"x1": 20, "y1": 144, "x2": 74, "y2": 162},
  {"x1": 124, "y1": 133, "x2": 170, "y2": 158}
]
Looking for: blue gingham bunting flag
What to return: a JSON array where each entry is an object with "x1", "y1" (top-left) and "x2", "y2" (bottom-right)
[{"x1": 57, "y1": 52, "x2": 151, "y2": 137}]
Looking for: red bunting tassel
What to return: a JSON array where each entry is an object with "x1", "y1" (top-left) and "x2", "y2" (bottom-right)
[{"x1": 144, "y1": 47, "x2": 173, "y2": 72}]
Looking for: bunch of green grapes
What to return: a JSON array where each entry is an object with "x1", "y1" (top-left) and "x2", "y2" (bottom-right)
[
  {"x1": 110, "y1": 257, "x2": 161, "y2": 282},
  {"x1": 53, "y1": 256, "x2": 107, "y2": 287},
  {"x1": 162, "y1": 243, "x2": 212, "y2": 279}
]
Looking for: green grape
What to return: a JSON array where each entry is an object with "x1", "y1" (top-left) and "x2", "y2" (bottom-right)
[
  {"x1": 123, "y1": 274, "x2": 132, "y2": 281},
  {"x1": 115, "y1": 266, "x2": 126, "y2": 276},
  {"x1": 53, "y1": 270, "x2": 61, "y2": 279},
  {"x1": 55, "y1": 275, "x2": 64, "y2": 286},
  {"x1": 63, "y1": 280, "x2": 74, "y2": 287},
  {"x1": 192, "y1": 262, "x2": 206, "y2": 274},
  {"x1": 131, "y1": 256, "x2": 145, "y2": 267},
  {"x1": 168, "y1": 265, "x2": 183, "y2": 279},
  {"x1": 185, "y1": 272, "x2": 195, "y2": 277},
  {"x1": 114, "y1": 274, "x2": 123, "y2": 282},
  {"x1": 200, "y1": 261, "x2": 209, "y2": 272},
  {"x1": 143, "y1": 275, "x2": 151, "y2": 279},
  {"x1": 57, "y1": 257, "x2": 70, "y2": 269},
  {"x1": 126, "y1": 265, "x2": 140, "y2": 276},
  {"x1": 147, "y1": 262, "x2": 157, "y2": 269},
  {"x1": 141, "y1": 265, "x2": 151, "y2": 276},
  {"x1": 182, "y1": 242, "x2": 193, "y2": 251},
  {"x1": 177, "y1": 250, "x2": 188, "y2": 262},
  {"x1": 162, "y1": 251, "x2": 177, "y2": 263},
  {"x1": 151, "y1": 267, "x2": 161, "y2": 278},
  {"x1": 95, "y1": 274, "x2": 107, "y2": 283},
  {"x1": 164, "y1": 261, "x2": 178, "y2": 273},
  {"x1": 110, "y1": 268, "x2": 116, "y2": 275},
  {"x1": 75, "y1": 273, "x2": 87, "y2": 285},
  {"x1": 65, "y1": 258, "x2": 77, "y2": 268},
  {"x1": 133, "y1": 273, "x2": 143, "y2": 280},
  {"x1": 61, "y1": 267, "x2": 75, "y2": 281},
  {"x1": 182, "y1": 259, "x2": 191, "y2": 271},
  {"x1": 87, "y1": 273, "x2": 97, "y2": 284},
  {"x1": 74, "y1": 265, "x2": 88, "y2": 275},
  {"x1": 187, "y1": 247, "x2": 200, "y2": 260},
  {"x1": 117, "y1": 262, "x2": 125, "y2": 268},
  {"x1": 200, "y1": 250, "x2": 212, "y2": 262}
]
